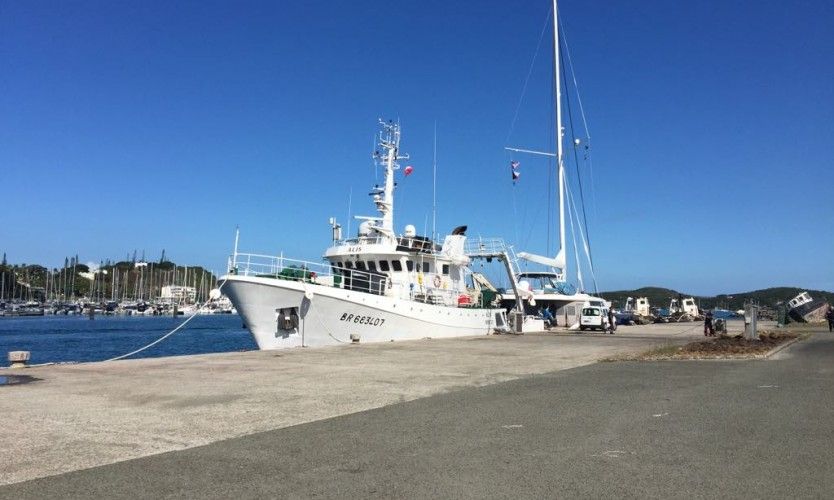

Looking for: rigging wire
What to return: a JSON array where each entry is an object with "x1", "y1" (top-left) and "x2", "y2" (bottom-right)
[
  {"x1": 504, "y1": 5, "x2": 553, "y2": 146},
  {"x1": 564, "y1": 180, "x2": 584, "y2": 292},
  {"x1": 547, "y1": 56, "x2": 556, "y2": 257},
  {"x1": 559, "y1": 16, "x2": 600, "y2": 235},
  {"x1": 565, "y1": 181, "x2": 599, "y2": 294},
  {"x1": 560, "y1": 34, "x2": 596, "y2": 288},
  {"x1": 559, "y1": 18, "x2": 599, "y2": 236},
  {"x1": 506, "y1": 6, "x2": 552, "y2": 251}
]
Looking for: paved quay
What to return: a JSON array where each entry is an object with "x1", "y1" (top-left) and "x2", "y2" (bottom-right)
[
  {"x1": 2, "y1": 322, "x2": 828, "y2": 499},
  {"x1": 0, "y1": 321, "x2": 720, "y2": 486}
]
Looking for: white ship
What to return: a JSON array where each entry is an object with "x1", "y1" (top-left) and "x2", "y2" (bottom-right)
[{"x1": 220, "y1": 120, "x2": 509, "y2": 349}]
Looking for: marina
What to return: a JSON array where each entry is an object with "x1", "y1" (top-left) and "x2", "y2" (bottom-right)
[{"x1": 1, "y1": 0, "x2": 832, "y2": 497}]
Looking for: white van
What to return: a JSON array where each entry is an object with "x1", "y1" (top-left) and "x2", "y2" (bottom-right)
[{"x1": 579, "y1": 306, "x2": 614, "y2": 332}]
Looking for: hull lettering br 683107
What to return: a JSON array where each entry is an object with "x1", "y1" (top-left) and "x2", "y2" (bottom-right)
[{"x1": 340, "y1": 313, "x2": 386, "y2": 326}]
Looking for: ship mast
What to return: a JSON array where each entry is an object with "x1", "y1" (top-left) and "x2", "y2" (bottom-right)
[
  {"x1": 554, "y1": 0, "x2": 567, "y2": 280},
  {"x1": 504, "y1": 0, "x2": 568, "y2": 281},
  {"x1": 372, "y1": 120, "x2": 408, "y2": 234}
]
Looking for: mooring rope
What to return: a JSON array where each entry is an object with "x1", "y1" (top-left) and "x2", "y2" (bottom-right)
[{"x1": 103, "y1": 280, "x2": 227, "y2": 362}]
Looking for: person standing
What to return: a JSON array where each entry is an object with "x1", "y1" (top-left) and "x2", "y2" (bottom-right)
[
  {"x1": 540, "y1": 307, "x2": 555, "y2": 328},
  {"x1": 826, "y1": 307, "x2": 834, "y2": 332},
  {"x1": 607, "y1": 308, "x2": 616, "y2": 334},
  {"x1": 704, "y1": 310, "x2": 715, "y2": 337}
]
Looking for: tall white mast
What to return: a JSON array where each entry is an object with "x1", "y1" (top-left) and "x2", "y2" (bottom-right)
[
  {"x1": 372, "y1": 120, "x2": 408, "y2": 234},
  {"x1": 554, "y1": 0, "x2": 567, "y2": 278},
  {"x1": 382, "y1": 122, "x2": 397, "y2": 232},
  {"x1": 507, "y1": 1, "x2": 568, "y2": 279}
]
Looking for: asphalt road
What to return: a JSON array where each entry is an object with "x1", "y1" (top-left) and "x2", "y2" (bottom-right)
[{"x1": 3, "y1": 330, "x2": 832, "y2": 499}]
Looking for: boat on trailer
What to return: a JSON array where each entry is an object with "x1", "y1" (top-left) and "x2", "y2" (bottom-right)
[{"x1": 220, "y1": 120, "x2": 510, "y2": 349}]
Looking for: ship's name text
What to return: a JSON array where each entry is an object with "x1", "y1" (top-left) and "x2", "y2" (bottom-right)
[{"x1": 339, "y1": 313, "x2": 385, "y2": 326}]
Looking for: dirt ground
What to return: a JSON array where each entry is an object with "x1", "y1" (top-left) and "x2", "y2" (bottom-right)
[{"x1": 612, "y1": 330, "x2": 802, "y2": 361}]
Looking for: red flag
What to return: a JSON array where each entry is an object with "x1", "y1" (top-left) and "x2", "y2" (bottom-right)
[{"x1": 404, "y1": 165, "x2": 414, "y2": 176}]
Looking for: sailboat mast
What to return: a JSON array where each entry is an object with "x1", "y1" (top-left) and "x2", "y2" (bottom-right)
[{"x1": 553, "y1": 0, "x2": 567, "y2": 278}]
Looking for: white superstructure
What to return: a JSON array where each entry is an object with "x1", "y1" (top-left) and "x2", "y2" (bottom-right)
[
  {"x1": 669, "y1": 297, "x2": 699, "y2": 316},
  {"x1": 220, "y1": 120, "x2": 509, "y2": 349}
]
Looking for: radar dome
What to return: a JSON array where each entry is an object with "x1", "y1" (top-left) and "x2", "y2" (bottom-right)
[
  {"x1": 358, "y1": 220, "x2": 373, "y2": 237},
  {"x1": 404, "y1": 224, "x2": 416, "y2": 237}
]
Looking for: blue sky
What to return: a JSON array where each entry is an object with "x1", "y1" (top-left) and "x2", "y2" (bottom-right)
[{"x1": 1, "y1": 0, "x2": 832, "y2": 295}]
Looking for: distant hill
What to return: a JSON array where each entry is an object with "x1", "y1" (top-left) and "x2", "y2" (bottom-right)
[{"x1": 600, "y1": 286, "x2": 834, "y2": 311}]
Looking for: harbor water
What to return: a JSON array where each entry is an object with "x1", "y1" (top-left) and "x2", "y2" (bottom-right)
[{"x1": 0, "y1": 315, "x2": 256, "y2": 367}]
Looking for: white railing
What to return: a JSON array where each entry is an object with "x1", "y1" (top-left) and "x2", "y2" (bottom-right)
[
  {"x1": 338, "y1": 235, "x2": 389, "y2": 246},
  {"x1": 227, "y1": 252, "x2": 390, "y2": 296},
  {"x1": 228, "y1": 253, "x2": 332, "y2": 279},
  {"x1": 464, "y1": 237, "x2": 510, "y2": 257}
]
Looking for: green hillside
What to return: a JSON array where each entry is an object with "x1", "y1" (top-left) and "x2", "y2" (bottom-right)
[{"x1": 600, "y1": 286, "x2": 834, "y2": 311}]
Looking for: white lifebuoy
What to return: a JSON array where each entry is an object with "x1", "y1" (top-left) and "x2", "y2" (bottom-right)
[{"x1": 433, "y1": 275, "x2": 441, "y2": 288}]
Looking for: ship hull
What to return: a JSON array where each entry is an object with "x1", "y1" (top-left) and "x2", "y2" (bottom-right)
[
  {"x1": 788, "y1": 299, "x2": 830, "y2": 323},
  {"x1": 220, "y1": 275, "x2": 504, "y2": 349}
]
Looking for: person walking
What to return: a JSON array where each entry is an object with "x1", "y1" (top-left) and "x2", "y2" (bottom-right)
[
  {"x1": 826, "y1": 307, "x2": 834, "y2": 332},
  {"x1": 607, "y1": 307, "x2": 616, "y2": 334},
  {"x1": 704, "y1": 310, "x2": 715, "y2": 337}
]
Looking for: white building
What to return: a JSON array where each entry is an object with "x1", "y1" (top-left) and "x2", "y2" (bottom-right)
[{"x1": 160, "y1": 285, "x2": 196, "y2": 303}]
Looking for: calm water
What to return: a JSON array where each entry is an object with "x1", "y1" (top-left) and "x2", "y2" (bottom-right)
[{"x1": 0, "y1": 314, "x2": 257, "y2": 367}]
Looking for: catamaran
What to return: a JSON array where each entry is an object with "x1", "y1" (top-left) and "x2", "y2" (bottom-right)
[
  {"x1": 220, "y1": 120, "x2": 510, "y2": 349},
  {"x1": 494, "y1": 0, "x2": 607, "y2": 330}
]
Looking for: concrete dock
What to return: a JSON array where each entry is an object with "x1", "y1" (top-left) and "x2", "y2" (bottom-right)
[{"x1": 1, "y1": 321, "x2": 752, "y2": 486}]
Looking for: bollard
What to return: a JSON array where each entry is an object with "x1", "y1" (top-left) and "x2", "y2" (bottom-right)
[
  {"x1": 744, "y1": 303, "x2": 759, "y2": 339},
  {"x1": 8, "y1": 351, "x2": 30, "y2": 369}
]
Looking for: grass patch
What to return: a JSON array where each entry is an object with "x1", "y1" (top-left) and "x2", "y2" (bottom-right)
[{"x1": 606, "y1": 331, "x2": 802, "y2": 361}]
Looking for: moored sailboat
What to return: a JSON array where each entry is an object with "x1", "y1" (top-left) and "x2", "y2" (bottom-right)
[{"x1": 497, "y1": 0, "x2": 608, "y2": 330}]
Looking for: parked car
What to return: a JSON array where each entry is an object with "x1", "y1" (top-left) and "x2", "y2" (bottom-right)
[{"x1": 580, "y1": 306, "x2": 614, "y2": 331}]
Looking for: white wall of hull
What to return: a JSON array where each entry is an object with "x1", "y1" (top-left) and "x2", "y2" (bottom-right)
[{"x1": 221, "y1": 275, "x2": 502, "y2": 350}]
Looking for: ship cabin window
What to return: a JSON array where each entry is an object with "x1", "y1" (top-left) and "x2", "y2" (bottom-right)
[
  {"x1": 391, "y1": 260, "x2": 403, "y2": 271},
  {"x1": 442, "y1": 264, "x2": 449, "y2": 275},
  {"x1": 423, "y1": 262, "x2": 432, "y2": 273},
  {"x1": 345, "y1": 261, "x2": 354, "y2": 269},
  {"x1": 367, "y1": 261, "x2": 377, "y2": 272},
  {"x1": 379, "y1": 260, "x2": 390, "y2": 272},
  {"x1": 406, "y1": 260, "x2": 414, "y2": 272},
  {"x1": 356, "y1": 261, "x2": 366, "y2": 271}
]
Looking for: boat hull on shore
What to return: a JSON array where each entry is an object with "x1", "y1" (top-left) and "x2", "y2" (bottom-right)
[{"x1": 221, "y1": 275, "x2": 503, "y2": 349}]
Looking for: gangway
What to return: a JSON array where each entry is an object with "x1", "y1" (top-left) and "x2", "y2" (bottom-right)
[{"x1": 465, "y1": 237, "x2": 523, "y2": 314}]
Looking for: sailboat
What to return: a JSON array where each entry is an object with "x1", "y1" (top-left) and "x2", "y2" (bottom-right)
[
  {"x1": 219, "y1": 120, "x2": 510, "y2": 349},
  {"x1": 497, "y1": 0, "x2": 607, "y2": 330}
]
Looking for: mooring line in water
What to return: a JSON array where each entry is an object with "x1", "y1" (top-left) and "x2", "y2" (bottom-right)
[{"x1": 104, "y1": 281, "x2": 227, "y2": 362}]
